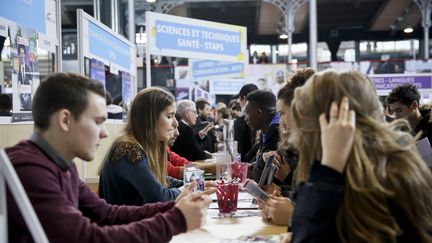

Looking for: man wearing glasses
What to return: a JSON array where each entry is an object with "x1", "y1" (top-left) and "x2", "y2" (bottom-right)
[{"x1": 171, "y1": 99, "x2": 212, "y2": 161}]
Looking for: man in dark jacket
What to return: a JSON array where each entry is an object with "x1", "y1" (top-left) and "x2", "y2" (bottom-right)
[
  {"x1": 171, "y1": 99, "x2": 212, "y2": 161},
  {"x1": 233, "y1": 83, "x2": 258, "y2": 162},
  {"x1": 244, "y1": 90, "x2": 280, "y2": 182},
  {"x1": 386, "y1": 83, "x2": 432, "y2": 143},
  {"x1": 193, "y1": 98, "x2": 216, "y2": 153}
]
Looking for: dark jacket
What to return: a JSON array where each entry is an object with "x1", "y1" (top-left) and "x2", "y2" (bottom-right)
[
  {"x1": 6, "y1": 135, "x2": 186, "y2": 243},
  {"x1": 291, "y1": 161, "x2": 424, "y2": 243},
  {"x1": 274, "y1": 147, "x2": 298, "y2": 194},
  {"x1": 99, "y1": 141, "x2": 181, "y2": 205},
  {"x1": 414, "y1": 108, "x2": 432, "y2": 143},
  {"x1": 234, "y1": 115, "x2": 256, "y2": 162},
  {"x1": 171, "y1": 121, "x2": 211, "y2": 161},
  {"x1": 193, "y1": 117, "x2": 216, "y2": 153},
  {"x1": 250, "y1": 113, "x2": 280, "y2": 182}
]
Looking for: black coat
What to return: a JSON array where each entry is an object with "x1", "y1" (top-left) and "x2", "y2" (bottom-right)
[
  {"x1": 171, "y1": 121, "x2": 211, "y2": 161},
  {"x1": 234, "y1": 115, "x2": 256, "y2": 162},
  {"x1": 249, "y1": 121, "x2": 280, "y2": 182},
  {"x1": 290, "y1": 161, "x2": 424, "y2": 243}
]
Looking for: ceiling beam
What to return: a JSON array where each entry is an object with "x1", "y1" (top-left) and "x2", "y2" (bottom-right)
[{"x1": 366, "y1": 0, "x2": 390, "y2": 30}]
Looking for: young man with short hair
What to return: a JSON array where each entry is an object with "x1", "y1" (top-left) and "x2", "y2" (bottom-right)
[
  {"x1": 386, "y1": 83, "x2": 432, "y2": 142},
  {"x1": 244, "y1": 90, "x2": 280, "y2": 182},
  {"x1": 6, "y1": 73, "x2": 211, "y2": 243}
]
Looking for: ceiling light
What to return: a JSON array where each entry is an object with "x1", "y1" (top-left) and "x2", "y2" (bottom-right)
[
  {"x1": 279, "y1": 33, "x2": 288, "y2": 39},
  {"x1": 404, "y1": 27, "x2": 414, "y2": 33},
  {"x1": 146, "y1": 0, "x2": 156, "y2": 2}
]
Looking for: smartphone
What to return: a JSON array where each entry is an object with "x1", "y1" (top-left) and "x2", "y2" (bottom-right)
[
  {"x1": 258, "y1": 155, "x2": 276, "y2": 187},
  {"x1": 243, "y1": 179, "x2": 270, "y2": 201}
]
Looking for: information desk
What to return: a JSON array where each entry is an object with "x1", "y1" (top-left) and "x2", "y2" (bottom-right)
[{"x1": 170, "y1": 209, "x2": 286, "y2": 242}]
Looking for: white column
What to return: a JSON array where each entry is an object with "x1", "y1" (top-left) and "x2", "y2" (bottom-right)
[
  {"x1": 309, "y1": 0, "x2": 317, "y2": 69},
  {"x1": 128, "y1": 0, "x2": 135, "y2": 43}
]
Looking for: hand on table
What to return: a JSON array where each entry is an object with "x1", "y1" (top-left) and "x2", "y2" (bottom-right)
[
  {"x1": 196, "y1": 161, "x2": 217, "y2": 175},
  {"x1": 175, "y1": 190, "x2": 212, "y2": 232},
  {"x1": 278, "y1": 233, "x2": 292, "y2": 243},
  {"x1": 264, "y1": 196, "x2": 294, "y2": 226}
]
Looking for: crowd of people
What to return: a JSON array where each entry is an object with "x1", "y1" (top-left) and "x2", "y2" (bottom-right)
[{"x1": 5, "y1": 68, "x2": 432, "y2": 242}]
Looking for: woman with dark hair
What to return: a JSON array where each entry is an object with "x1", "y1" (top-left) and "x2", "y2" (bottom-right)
[{"x1": 99, "y1": 87, "x2": 182, "y2": 205}]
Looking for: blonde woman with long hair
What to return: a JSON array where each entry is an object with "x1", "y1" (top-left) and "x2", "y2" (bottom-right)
[
  {"x1": 284, "y1": 70, "x2": 432, "y2": 242},
  {"x1": 99, "y1": 87, "x2": 182, "y2": 205}
]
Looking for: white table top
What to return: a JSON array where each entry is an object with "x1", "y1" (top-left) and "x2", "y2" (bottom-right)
[{"x1": 170, "y1": 210, "x2": 286, "y2": 242}]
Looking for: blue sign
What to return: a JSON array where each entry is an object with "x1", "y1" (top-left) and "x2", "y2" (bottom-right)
[
  {"x1": 88, "y1": 21, "x2": 130, "y2": 70},
  {"x1": 155, "y1": 20, "x2": 241, "y2": 56},
  {"x1": 122, "y1": 71, "x2": 132, "y2": 104},
  {"x1": 192, "y1": 60, "x2": 244, "y2": 79},
  {"x1": 212, "y1": 80, "x2": 245, "y2": 94},
  {"x1": 0, "y1": 0, "x2": 46, "y2": 33}
]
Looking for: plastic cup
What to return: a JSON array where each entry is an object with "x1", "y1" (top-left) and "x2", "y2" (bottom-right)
[
  {"x1": 230, "y1": 162, "x2": 249, "y2": 184},
  {"x1": 216, "y1": 182, "x2": 239, "y2": 217}
]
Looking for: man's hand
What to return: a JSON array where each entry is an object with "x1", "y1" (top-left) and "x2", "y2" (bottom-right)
[
  {"x1": 175, "y1": 191, "x2": 212, "y2": 232},
  {"x1": 198, "y1": 123, "x2": 214, "y2": 139},
  {"x1": 196, "y1": 161, "x2": 217, "y2": 174}
]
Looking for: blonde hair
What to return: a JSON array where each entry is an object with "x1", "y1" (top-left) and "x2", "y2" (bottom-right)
[{"x1": 291, "y1": 70, "x2": 432, "y2": 242}]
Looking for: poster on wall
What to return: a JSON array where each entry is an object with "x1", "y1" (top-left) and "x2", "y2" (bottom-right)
[
  {"x1": 121, "y1": 71, "x2": 132, "y2": 106},
  {"x1": 174, "y1": 66, "x2": 190, "y2": 100},
  {"x1": 90, "y1": 58, "x2": 106, "y2": 87},
  {"x1": 7, "y1": 24, "x2": 41, "y2": 120},
  {"x1": 245, "y1": 64, "x2": 288, "y2": 96}
]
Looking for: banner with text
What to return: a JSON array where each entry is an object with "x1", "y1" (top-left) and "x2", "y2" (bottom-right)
[
  {"x1": 211, "y1": 79, "x2": 245, "y2": 95},
  {"x1": 146, "y1": 12, "x2": 247, "y2": 63},
  {"x1": 85, "y1": 20, "x2": 132, "y2": 71},
  {"x1": 190, "y1": 59, "x2": 244, "y2": 79},
  {"x1": 370, "y1": 74, "x2": 432, "y2": 94}
]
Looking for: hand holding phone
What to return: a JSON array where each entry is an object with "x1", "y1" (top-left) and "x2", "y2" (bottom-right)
[{"x1": 242, "y1": 179, "x2": 270, "y2": 201}]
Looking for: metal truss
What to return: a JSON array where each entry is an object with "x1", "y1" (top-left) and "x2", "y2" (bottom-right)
[
  {"x1": 413, "y1": 0, "x2": 432, "y2": 28},
  {"x1": 263, "y1": 0, "x2": 308, "y2": 33}
]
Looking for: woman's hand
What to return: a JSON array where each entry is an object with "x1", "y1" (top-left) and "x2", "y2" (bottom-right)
[
  {"x1": 278, "y1": 233, "x2": 292, "y2": 243},
  {"x1": 265, "y1": 196, "x2": 294, "y2": 226},
  {"x1": 273, "y1": 154, "x2": 291, "y2": 181},
  {"x1": 261, "y1": 183, "x2": 281, "y2": 197},
  {"x1": 262, "y1": 150, "x2": 277, "y2": 162},
  {"x1": 320, "y1": 97, "x2": 356, "y2": 173}
]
